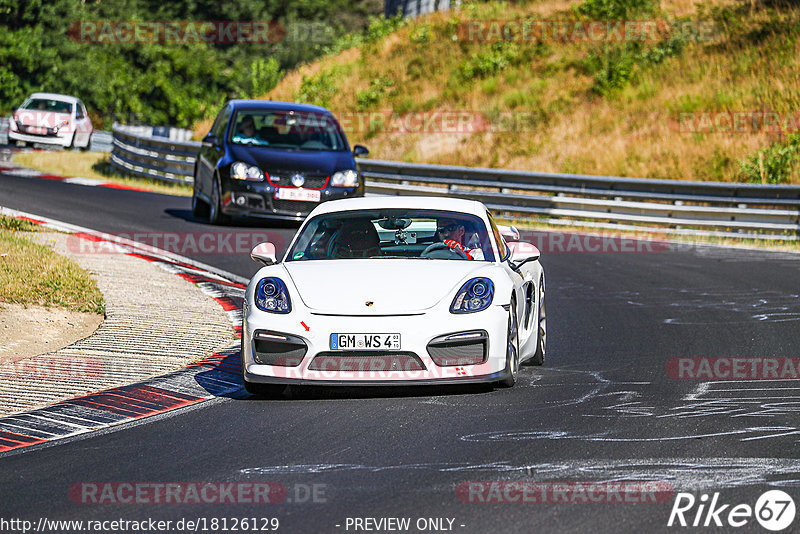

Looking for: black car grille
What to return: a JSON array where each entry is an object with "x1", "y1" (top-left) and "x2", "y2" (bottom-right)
[
  {"x1": 308, "y1": 351, "x2": 425, "y2": 372},
  {"x1": 252, "y1": 331, "x2": 306, "y2": 367},
  {"x1": 270, "y1": 198, "x2": 317, "y2": 215},
  {"x1": 427, "y1": 331, "x2": 488, "y2": 367},
  {"x1": 268, "y1": 172, "x2": 329, "y2": 189}
]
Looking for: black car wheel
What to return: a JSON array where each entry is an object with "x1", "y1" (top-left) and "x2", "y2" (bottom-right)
[
  {"x1": 208, "y1": 176, "x2": 230, "y2": 225},
  {"x1": 498, "y1": 298, "x2": 520, "y2": 388},
  {"x1": 191, "y1": 172, "x2": 209, "y2": 219},
  {"x1": 530, "y1": 276, "x2": 546, "y2": 366}
]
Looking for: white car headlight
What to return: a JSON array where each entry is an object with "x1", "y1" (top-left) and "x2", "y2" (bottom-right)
[
  {"x1": 9, "y1": 117, "x2": 18, "y2": 132},
  {"x1": 331, "y1": 169, "x2": 359, "y2": 187},
  {"x1": 231, "y1": 161, "x2": 265, "y2": 181}
]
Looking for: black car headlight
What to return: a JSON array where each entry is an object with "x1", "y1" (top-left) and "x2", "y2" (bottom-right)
[
  {"x1": 450, "y1": 277, "x2": 494, "y2": 314},
  {"x1": 231, "y1": 161, "x2": 265, "y2": 181},
  {"x1": 331, "y1": 169, "x2": 358, "y2": 187},
  {"x1": 255, "y1": 277, "x2": 292, "y2": 313}
]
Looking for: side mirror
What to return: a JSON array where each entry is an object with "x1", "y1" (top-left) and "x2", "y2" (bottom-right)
[
  {"x1": 507, "y1": 242, "x2": 540, "y2": 270},
  {"x1": 250, "y1": 242, "x2": 278, "y2": 266},
  {"x1": 353, "y1": 145, "x2": 369, "y2": 157},
  {"x1": 498, "y1": 225, "x2": 520, "y2": 243},
  {"x1": 202, "y1": 133, "x2": 219, "y2": 147}
]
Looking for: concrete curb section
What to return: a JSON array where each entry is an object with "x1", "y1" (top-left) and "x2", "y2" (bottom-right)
[{"x1": 0, "y1": 208, "x2": 248, "y2": 456}]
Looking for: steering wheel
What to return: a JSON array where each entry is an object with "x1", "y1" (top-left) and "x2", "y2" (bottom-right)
[{"x1": 421, "y1": 242, "x2": 469, "y2": 260}]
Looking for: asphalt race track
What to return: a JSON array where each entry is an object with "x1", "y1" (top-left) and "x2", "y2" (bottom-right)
[{"x1": 2, "y1": 170, "x2": 800, "y2": 533}]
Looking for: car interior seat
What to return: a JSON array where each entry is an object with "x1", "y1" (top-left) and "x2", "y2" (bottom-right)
[{"x1": 328, "y1": 220, "x2": 381, "y2": 259}]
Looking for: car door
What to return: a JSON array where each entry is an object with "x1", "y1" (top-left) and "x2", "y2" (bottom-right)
[
  {"x1": 488, "y1": 211, "x2": 531, "y2": 344},
  {"x1": 75, "y1": 101, "x2": 91, "y2": 147},
  {"x1": 197, "y1": 105, "x2": 231, "y2": 197}
]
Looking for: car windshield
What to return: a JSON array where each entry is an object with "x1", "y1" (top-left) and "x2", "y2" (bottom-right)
[
  {"x1": 286, "y1": 209, "x2": 496, "y2": 262},
  {"x1": 229, "y1": 110, "x2": 346, "y2": 151},
  {"x1": 21, "y1": 98, "x2": 72, "y2": 114}
]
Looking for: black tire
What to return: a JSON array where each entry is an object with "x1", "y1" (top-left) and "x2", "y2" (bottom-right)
[
  {"x1": 498, "y1": 299, "x2": 520, "y2": 388},
  {"x1": 530, "y1": 276, "x2": 546, "y2": 366},
  {"x1": 208, "y1": 176, "x2": 230, "y2": 225},
  {"x1": 191, "y1": 174, "x2": 209, "y2": 219}
]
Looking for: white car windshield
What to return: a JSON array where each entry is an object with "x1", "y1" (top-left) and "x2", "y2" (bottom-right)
[
  {"x1": 21, "y1": 98, "x2": 72, "y2": 114},
  {"x1": 287, "y1": 209, "x2": 496, "y2": 262}
]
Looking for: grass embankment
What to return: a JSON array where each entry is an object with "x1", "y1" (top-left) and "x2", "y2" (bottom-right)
[
  {"x1": 200, "y1": 0, "x2": 800, "y2": 184},
  {"x1": 0, "y1": 215, "x2": 105, "y2": 314},
  {"x1": 12, "y1": 151, "x2": 193, "y2": 197}
]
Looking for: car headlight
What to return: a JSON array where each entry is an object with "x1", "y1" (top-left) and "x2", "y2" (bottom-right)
[
  {"x1": 255, "y1": 277, "x2": 292, "y2": 313},
  {"x1": 9, "y1": 118, "x2": 18, "y2": 132},
  {"x1": 331, "y1": 169, "x2": 359, "y2": 187},
  {"x1": 231, "y1": 161, "x2": 265, "y2": 181},
  {"x1": 55, "y1": 119, "x2": 69, "y2": 132},
  {"x1": 450, "y1": 277, "x2": 495, "y2": 314}
]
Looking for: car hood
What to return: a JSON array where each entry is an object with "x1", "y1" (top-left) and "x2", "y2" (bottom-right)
[
  {"x1": 282, "y1": 260, "x2": 491, "y2": 315},
  {"x1": 227, "y1": 144, "x2": 355, "y2": 176}
]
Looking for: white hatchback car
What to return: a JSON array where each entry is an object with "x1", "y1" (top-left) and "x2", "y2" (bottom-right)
[
  {"x1": 8, "y1": 92, "x2": 93, "y2": 149},
  {"x1": 241, "y1": 196, "x2": 547, "y2": 395}
]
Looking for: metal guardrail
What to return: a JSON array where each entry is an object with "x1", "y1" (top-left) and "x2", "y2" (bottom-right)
[
  {"x1": 110, "y1": 125, "x2": 200, "y2": 183},
  {"x1": 110, "y1": 126, "x2": 800, "y2": 238}
]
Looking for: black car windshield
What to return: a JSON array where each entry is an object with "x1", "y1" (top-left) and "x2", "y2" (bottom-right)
[
  {"x1": 286, "y1": 209, "x2": 496, "y2": 262},
  {"x1": 229, "y1": 110, "x2": 346, "y2": 151},
  {"x1": 21, "y1": 98, "x2": 72, "y2": 114}
]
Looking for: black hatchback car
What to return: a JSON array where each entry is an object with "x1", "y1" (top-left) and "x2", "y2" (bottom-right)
[{"x1": 193, "y1": 100, "x2": 368, "y2": 224}]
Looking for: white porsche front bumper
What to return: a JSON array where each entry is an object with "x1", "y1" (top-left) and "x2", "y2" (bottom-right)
[{"x1": 241, "y1": 303, "x2": 510, "y2": 386}]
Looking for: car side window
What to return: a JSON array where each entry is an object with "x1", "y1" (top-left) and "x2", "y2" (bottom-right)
[
  {"x1": 75, "y1": 102, "x2": 85, "y2": 120},
  {"x1": 487, "y1": 212, "x2": 508, "y2": 261},
  {"x1": 214, "y1": 107, "x2": 231, "y2": 140}
]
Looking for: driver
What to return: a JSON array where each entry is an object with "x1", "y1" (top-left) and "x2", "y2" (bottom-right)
[
  {"x1": 239, "y1": 116, "x2": 256, "y2": 136},
  {"x1": 436, "y1": 218, "x2": 473, "y2": 260},
  {"x1": 234, "y1": 115, "x2": 265, "y2": 143}
]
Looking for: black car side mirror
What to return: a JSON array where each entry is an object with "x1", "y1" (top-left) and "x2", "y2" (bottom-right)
[
  {"x1": 202, "y1": 133, "x2": 219, "y2": 147},
  {"x1": 353, "y1": 145, "x2": 369, "y2": 157}
]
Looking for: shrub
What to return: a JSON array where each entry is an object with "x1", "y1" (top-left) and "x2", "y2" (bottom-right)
[{"x1": 738, "y1": 134, "x2": 800, "y2": 184}]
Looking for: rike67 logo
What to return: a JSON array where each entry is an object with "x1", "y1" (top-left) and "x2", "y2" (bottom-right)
[{"x1": 668, "y1": 490, "x2": 796, "y2": 531}]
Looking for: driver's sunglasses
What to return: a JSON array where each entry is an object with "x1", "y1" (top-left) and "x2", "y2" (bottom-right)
[{"x1": 437, "y1": 224, "x2": 461, "y2": 233}]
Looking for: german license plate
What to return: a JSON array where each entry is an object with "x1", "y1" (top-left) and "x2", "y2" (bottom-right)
[
  {"x1": 275, "y1": 188, "x2": 321, "y2": 202},
  {"x1": 330, "y1": 333, "x2": 401, "y2": 351}
]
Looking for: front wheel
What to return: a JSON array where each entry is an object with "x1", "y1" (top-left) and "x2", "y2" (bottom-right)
[
  {"x1": 208, "y1": 176, "x2": 229, "y2": 225},
  {"x1": 191, "y1": 175, "x2": 209, "y2": 219},
  {"x1": 498, "y1": 301, "x2": 519, "y2": 388}
]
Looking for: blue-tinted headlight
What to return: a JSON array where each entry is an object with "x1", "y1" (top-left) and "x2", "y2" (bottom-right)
[
  {"x1": 450, "y1": 277, "x2": 494, "y2": 314},
  {"x1": 255, "y1": 277, "x2": 291, "y2": 313}
]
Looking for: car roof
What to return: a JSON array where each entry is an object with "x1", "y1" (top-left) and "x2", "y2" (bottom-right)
[
  {"x1": 26, "y1": 93, "x2": 80, "y2": 104},
  {"x1": 226, "y1": 100, "x2": 331, "y2": 114},
  {"x1": 309, "y1": 196, "x2": 489, "y2": 218}
]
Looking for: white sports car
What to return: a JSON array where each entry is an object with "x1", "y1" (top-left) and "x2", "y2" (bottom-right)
[{"x1": 241, "y1": 196, "x2": 546, "y2": 394}]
